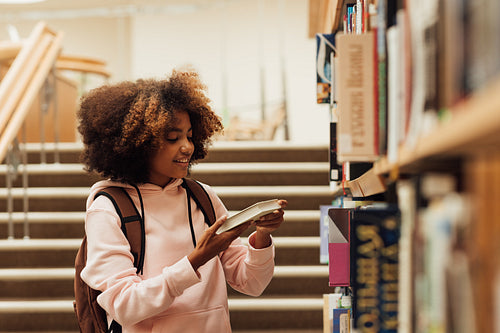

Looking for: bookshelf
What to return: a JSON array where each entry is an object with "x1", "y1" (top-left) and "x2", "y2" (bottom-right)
[
  {"x1": 315, "y1": 0, "x2": 500, "y2": 332},
  {"x1": 362, "y1": 76, "x2": 500, "y2": 190},
  {"x1": 308, "y1": 0, "x2": 343, "y2": 37}
]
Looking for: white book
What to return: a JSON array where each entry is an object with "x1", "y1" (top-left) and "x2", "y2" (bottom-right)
[
  {"x1": 387, "y1": 24, "x2": 400, "y2": 164},
  {"x1": 216, "y1": 199, "x2": 281, "y2": 234}
]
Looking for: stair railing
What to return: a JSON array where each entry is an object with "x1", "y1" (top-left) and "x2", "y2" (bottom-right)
[
  {"x1": 0, "y1": 22, "x2": 63, "y2": 239},
  {"x1": 1, "y1": 22, "x2": 111, "y2": 240}
]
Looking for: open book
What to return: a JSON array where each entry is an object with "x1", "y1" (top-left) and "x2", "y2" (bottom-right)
[{"x1": 216, "y1": 199, "x2": 282, "y2": 234}]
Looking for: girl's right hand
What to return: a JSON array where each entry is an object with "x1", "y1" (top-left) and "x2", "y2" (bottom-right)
[{"x1": 187, "y1": 215, "x2": 250, "y2": 272}]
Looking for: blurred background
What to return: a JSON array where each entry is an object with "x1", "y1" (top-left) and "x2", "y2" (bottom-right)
[{"x1": 0, "y1": 0, "x2": 331, "y2": 143}]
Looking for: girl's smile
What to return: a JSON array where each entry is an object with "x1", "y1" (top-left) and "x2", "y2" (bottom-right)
[{"x1": 148, "y1": 110, "x2": 194, "y2": 187}]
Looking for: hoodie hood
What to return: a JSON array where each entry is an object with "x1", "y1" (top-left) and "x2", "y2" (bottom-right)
[{"x1": 86, "y1": 178, "x2": 184, "y2": 210}]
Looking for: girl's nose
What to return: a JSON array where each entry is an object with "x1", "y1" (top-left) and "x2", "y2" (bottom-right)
[{"x1": 180, "y1": 138, "x2": 194, "y2": 154}]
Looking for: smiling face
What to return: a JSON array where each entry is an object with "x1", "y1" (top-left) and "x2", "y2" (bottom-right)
[{"x1": 148, "y1": 110, "x2": 194, "y2": 187}]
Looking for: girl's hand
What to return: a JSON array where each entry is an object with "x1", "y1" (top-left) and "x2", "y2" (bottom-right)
[
  {"x1": 252, "y1": 199, "x2": 287, "y2": 248},
  {"x1": 188, "y1": 216, "x2": 250, "y2": 272}
]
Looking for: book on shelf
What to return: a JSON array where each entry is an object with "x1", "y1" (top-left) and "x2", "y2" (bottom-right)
[
  {"x1": 330, "y1": 121, "x2": 342, "y2": 187},
  {"x1": 316, "y1": 33, "x2": 337, "y2": 104},
  {"x1": 328, "y1": 208, "x2": 352, "y2": 287},
  {"x1": 347, "y1": 167, "x2": 386, "y2": 198},
  {"x1": 395, "y1": 173, "x2": 478, "y2": 333},
  {"x1": 395, "y1": 180, "x2": 417, "y2": 333},
  {"x1": 386, "y1": 22, "x2": 401, "y2": 163},
  {"x1": 335, "y1": 31, "x2": 379, "y2": 162},
  {"x1": 437, "y1": 0, "x2": 466, "y2": 110},
  {"x1": 321, "y1": 204, "x2": 339, "y2": 264},
  {"x1": 333, "y1": 308, "x2": 351, "y2": 333},
  {"x1": 350, "y1": 204, "x2": 400, "y2": 333},
  {"x1": 375, "y1": 0, "x2": 388, "y2": 157},
  {"x1": 411, "y1": 174, "x2": 476, "y2": 332},
  {"x1": 344, "y1": 0, "x2": 371, "y2": 35},
  {"x1": 405, "y1": 3, "x2": 439, "y2": 149},
  {"x1": 463, "y1": 0, "x2": 500, "y2": 96},
  {"x1": 216, "y1": 199, "x2": 281, "y2": 234},
  {"x1": 323, "y1": 293, "x2": 343, "y2": 333}
]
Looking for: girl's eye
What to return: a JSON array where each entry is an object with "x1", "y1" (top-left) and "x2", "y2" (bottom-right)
[
  {"x1": 166, "y1": 138, "x2": 178, "y2": 143},
  {"x1": 187, "y1": 136, "x2": 193, "y2": 142}
]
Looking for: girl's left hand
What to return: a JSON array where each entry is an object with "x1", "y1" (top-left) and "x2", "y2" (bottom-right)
[{"x1": 252, "y1": 199, "x2": 288, "y2": 235}]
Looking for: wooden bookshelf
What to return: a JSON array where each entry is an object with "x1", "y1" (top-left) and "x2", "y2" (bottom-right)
[
  {"x1": 346, "y1": 76, "x2": 500, "y2": 197},
  {"x1": 378, "y1": 77, "x2": 500, "y2": 172},
  {"x1": 308, "y1": 0, "x2": 344, "y2": 37},
  {"x1": 319, "y1": 2, "x2": 500, "y2": 332}
]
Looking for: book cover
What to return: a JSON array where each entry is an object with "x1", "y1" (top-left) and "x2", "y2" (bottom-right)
[
  {"x1": 335, "y1": 32, "x2": 379, "y2": 162},
  {"x1": 350, "y1": 205, "x2": 400, "y2": 333},
  {"x1": 328, "y1": 208, "x2": 352, "y2": 287},
  {"x1": 347, "y1": 167, "x2": 386, "y2": 198},
  {"x1": 316, "y1": 33, "x2": 337, "y2": 104},
  {"x1": 320, "y1": 205, "x2": 335, "y2": 264},
  {"x1": 216, "y1": 199, "x2": 281, "y2": 234},
  {"x1": 323, "y1": 293, "x2": 343, "y2": 333},
  {"x1": 333, "y1": 308, "x2": 351, "y2": 333}
]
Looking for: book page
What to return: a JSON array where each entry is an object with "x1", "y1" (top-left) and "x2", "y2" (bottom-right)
[{"x1": 216, "y1": 199, "x2": 281, "y2": 234}]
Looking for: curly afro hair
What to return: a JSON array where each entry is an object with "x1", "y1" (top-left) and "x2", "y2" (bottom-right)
[{"x1": 77, "y1": 70, "x2": 223, "y2": 184}]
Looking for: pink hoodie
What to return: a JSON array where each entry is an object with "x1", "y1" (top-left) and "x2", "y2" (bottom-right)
[{"x1": 81, "y1": 178, "x2": 275, "y2": 333}]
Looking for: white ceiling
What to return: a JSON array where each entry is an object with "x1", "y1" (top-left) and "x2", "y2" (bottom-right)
[
  {"x1": 0, "y1": 0, "x2": 205, "y2": 10},
  {"x1": 0, "y1": 0, "x2": 225, "y2": 20}
]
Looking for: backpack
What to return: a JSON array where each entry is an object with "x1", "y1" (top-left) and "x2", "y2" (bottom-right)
[{"x1": 73, "y1": 178, "x2": 216, "y2": 333}]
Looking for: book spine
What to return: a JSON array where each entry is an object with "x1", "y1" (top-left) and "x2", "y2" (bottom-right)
[
  {"x1": 373, "y1": 27, "x2": 379, "y2": 157},
  {"x1": 330, "y1": 122, "x2": 342, "y2": 185},
  {"x1": 376, "y1": 0, "x2": 388, "y2": 156},
  {"x1": 350, "y1": 206, "x2": 400, "y2": 333},
  {"x1": 336, "y1": 32, "x2": 378, "y2": 162}
]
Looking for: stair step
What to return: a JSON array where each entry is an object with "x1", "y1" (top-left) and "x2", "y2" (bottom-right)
[
  {"x1": 0, "y1": 185, "x2": 333, "y2": 198},
  {"x1": 0, "y1": 210, "x2": 320, "y2": 224},
  {"x1": 21, "y1": 141, "x2": 329, "y2": 164},
  {"x1": 0, "y1": 162, "x2": 329, "y2": 175},
  {"x1": 0, "y1": 238, "x2": 322, "y2": 267},
  {"x1": 0, "y1": 237, "x2": 320, "y2": 251},
  {"x1": 0, "y1": 210, "x2": 321, "y2": 238},
  {"x1": 0, "y1": 185, "x2": 333, "y2": 211},
  {"x1": 0, "y1": 297, "x2": 323, "y2": 313},
  {"x1": 0, "y1": 162, "x2": 329, "y2": 187},
  {"x1": 0, "y1": 268, "x2": 73, "y2": 280},
  {"x1": 0, "y1": 265, "x2": 328, "y2": 281},
  {"x1": 0, "y1": 212, "x2": 85, "y2": 223},
  {"x1": 1, "y1": 141, "x2": 330, "y2": 331},
  {"x1": 21, "y1": 141, "x2": 329, "y2": 152}
]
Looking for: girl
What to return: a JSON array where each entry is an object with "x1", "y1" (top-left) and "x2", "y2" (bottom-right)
[{"x1": 77, "y1": 70, "x2": 287, "y2": 332}]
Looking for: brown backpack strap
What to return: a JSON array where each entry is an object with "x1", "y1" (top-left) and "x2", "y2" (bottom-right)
[
  {"x1": 95, "y1": 187, "x2": 145, "y2": 274},
  {"x1": 182, "y1": 178, "x2": 216, "y2": 226}
]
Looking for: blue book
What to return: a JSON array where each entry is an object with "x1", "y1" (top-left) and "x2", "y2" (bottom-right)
[
  {"x1": 333, "y1": 308, "x2": 350, "y2": 333},
  {"x1": 350, "y1": 204, "x2": 400, "y2": 333}
]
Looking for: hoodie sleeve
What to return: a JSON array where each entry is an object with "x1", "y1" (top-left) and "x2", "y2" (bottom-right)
[
  {"x1": 201, "y1": 183, "x2": 275, "y2": 296},
  {"x1": 219, "y1": 234, "x2": 275, "y2": 296},
  {"x1": 80, "y1": 195, "x2": 201, "y2": 326}
]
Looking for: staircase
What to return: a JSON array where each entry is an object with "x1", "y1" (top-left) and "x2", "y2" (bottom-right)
[{"x1": 0, "y1": 140, "x2": 333, "y2": 332}]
